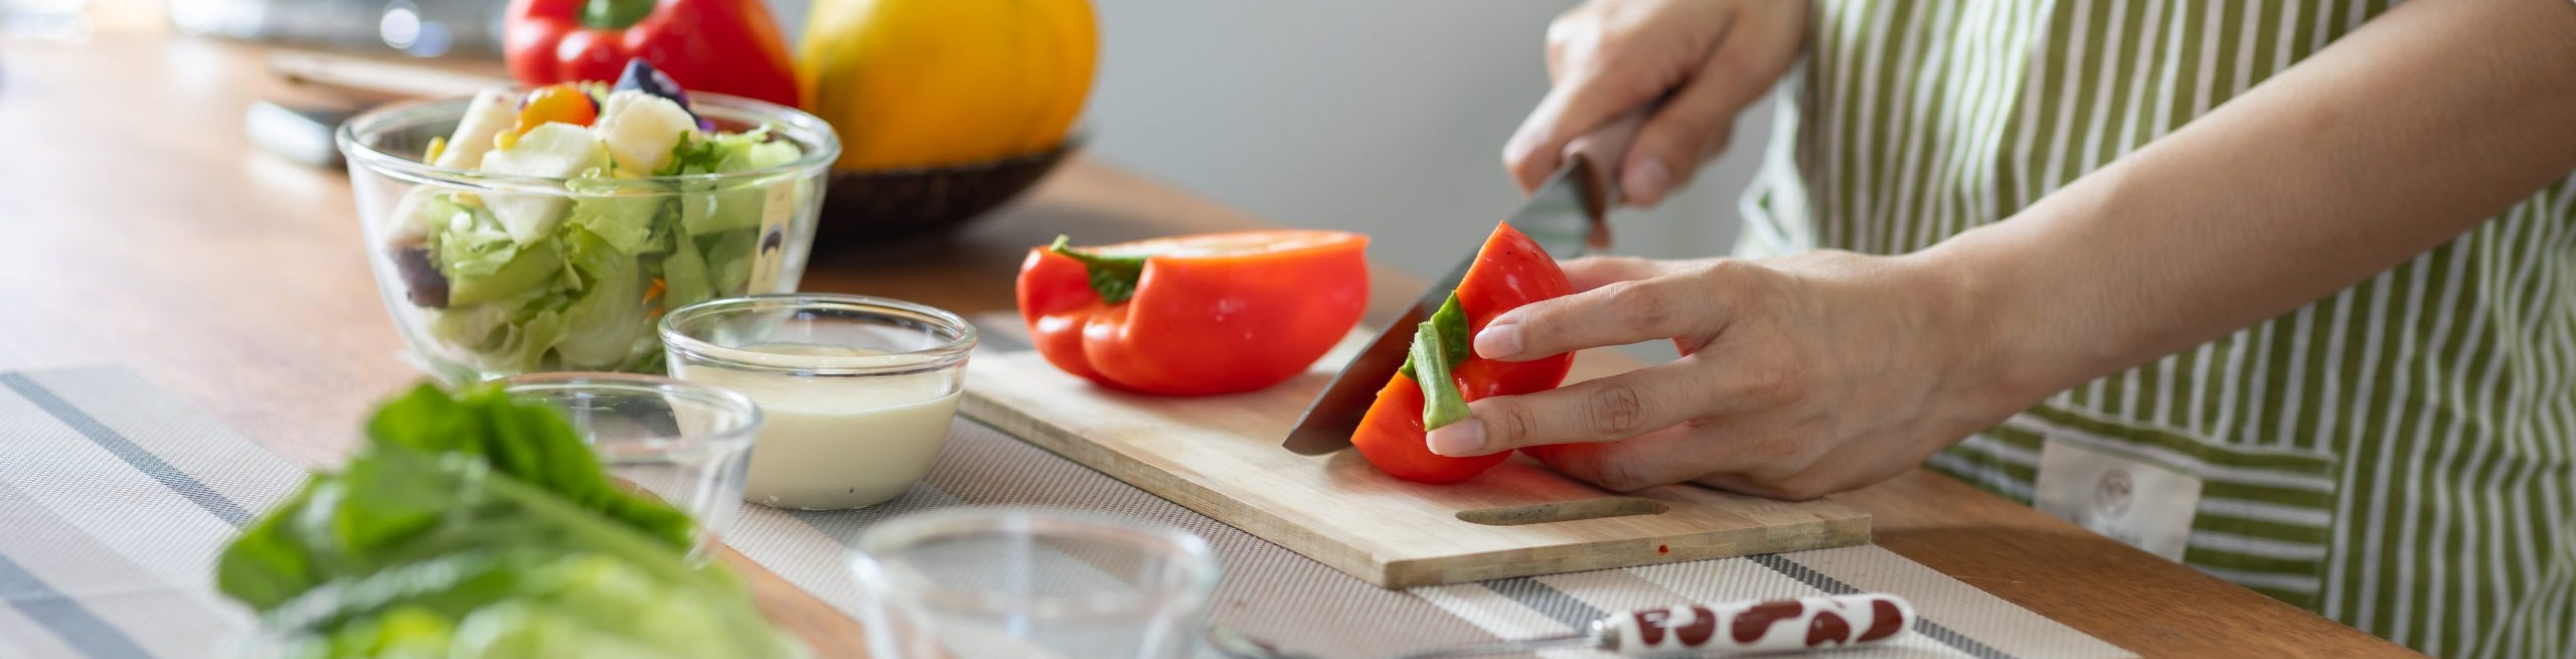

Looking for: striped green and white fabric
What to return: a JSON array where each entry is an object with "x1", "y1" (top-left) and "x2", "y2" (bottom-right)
[{"x1": 1740, "y1": 1, "x2": 2575, "y2": 656}]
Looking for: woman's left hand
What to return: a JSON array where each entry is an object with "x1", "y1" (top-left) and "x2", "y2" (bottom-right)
[{"x1": 1421, "y1": 251, "x2": 2027, "y2": 499}]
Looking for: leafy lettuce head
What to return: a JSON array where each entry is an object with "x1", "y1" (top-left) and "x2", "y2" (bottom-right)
[{"x1": 217, "y1": 384, "x2": 801, "y2": 659}]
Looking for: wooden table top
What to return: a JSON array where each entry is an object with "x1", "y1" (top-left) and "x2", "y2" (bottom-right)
[{"x1": 0, "y1": 19, "x2": 2418, "y2": 659}]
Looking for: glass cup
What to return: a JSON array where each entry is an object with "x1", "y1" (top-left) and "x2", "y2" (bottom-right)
[
  {"x1": 660, "y1": 294, "x2": 976, "y2": 511},
  {"x1": 338, "y1": 92, "x2": 838, "y2": 384},
  {"x1": 499, "y1": 372, "x2": 761, "y2": 558},
  {"x1": 849, "y1": 508, "x2": 1222, "y2": 659}
]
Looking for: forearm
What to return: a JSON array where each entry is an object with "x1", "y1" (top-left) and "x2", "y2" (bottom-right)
[{"x1": 1916, "y1": 0, "x2": 2576, "y2": 407}]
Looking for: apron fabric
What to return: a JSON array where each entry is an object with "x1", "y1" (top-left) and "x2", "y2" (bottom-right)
[{"x1": 1740, "y1": 1, "x2": 2576, "y2": 656}]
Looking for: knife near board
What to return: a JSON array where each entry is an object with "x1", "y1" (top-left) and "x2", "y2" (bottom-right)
[
  {"x1": 1283, "y1": 110, "x2": 1647, "y2": 455},
  {"x1": 956, "y1": 102, "x2": 1863, "y2": 589}
]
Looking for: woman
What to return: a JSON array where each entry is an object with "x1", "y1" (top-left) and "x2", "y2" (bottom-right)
[{"x1": 1437, "y1": 0, "x2": 2576, "y2": 655}]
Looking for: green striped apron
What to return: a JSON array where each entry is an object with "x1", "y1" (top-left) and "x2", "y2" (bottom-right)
[{"x1": 1740, "y1": 1, "x2": 2576, "y2": 656}]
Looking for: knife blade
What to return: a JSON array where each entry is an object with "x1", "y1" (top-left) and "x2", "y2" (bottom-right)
[{"x1": 1281, "y1": 112, "x2": 1642, "y2": 455}]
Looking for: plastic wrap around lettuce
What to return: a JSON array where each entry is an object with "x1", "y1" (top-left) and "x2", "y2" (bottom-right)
[
  {"x1": 215, "y1": 384, "x2": 803, "y2": 659},
  {"x1": 385, "y1": 60, "x2": 804, "y2": 376}
]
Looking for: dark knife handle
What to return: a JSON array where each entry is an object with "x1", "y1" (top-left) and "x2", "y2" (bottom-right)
[{"x1": 1557, "y1": 108, "x2": 1648, "y2": 249}]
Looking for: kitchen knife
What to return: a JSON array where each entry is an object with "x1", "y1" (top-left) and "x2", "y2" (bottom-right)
[{"x1": 1281, "y1": 111, "x2": 1644, "y2": 455}]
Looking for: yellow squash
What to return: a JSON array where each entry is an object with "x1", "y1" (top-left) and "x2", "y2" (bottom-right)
[{"x1": 798, "y1": 0, "x2": 1097, "y2": 170}]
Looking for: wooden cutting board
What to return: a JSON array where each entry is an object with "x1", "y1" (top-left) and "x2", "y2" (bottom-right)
[{"x1": 957, "y1": 336, "x2": 1870, "y2": 588}]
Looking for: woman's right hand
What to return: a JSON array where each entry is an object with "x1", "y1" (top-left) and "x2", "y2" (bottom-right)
[{"x1": 1503, "y1": 0, "x2": 1809, "y2": 208}]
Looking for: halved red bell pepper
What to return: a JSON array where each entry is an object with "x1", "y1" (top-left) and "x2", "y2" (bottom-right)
[
  {"x1": 504, "y1": 0, "x2": 801, "y2": 108},
  {"x1": 1019, "y1": 231, "x2": 1370, "y2": 396},
  {"x1": 1351, "y1": 223, "x2": 1574, "y2": 483}
]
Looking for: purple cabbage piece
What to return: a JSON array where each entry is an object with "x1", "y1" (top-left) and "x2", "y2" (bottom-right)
[{"x1": 613, "y1": 58, "x2": 693, "y2": 112}]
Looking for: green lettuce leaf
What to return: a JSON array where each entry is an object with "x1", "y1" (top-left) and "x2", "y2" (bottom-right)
[
  {"x1": 425, "y1": 195, "x2": 569, "y2": 308},
  {"x1": 427, "y1": 297, "x2": 571, "y2": 376},
  {"x1": 664, "y1": 129, "x2": 802, "y2": 237},
  {"x1": 654, "y1": 127, "x2": 799, "y2": 178},
  {"x1": 551, "y1": 228, "x2": 653, "y2": 369},
  {"x1": 271, "y1": 551, "x2": 793, "y2": 659},
  {"x1": 697, "y1": 228, "x2": 758, "y2": 295},
  {"x1": 658, "y1": 232, "x2": 714, "y2": 313},
  {"x1": 680, "y1": 188, "x2": 767, "y2": 237},
  {"x1": 355, "y1": 385, "x2": 693, "y2": 548},
  {"x1": 562, "y1": 195, "x2": 669, "y2": 256},
  {"x1": 654, "y1": 136, "x2": 728, "y2": 178},
  {"x1": 217, "y1": 384, "x2": 790, "y2": 658},
  {"x1": 443, "y1": 242, "x2": 565, "y2": 308}
]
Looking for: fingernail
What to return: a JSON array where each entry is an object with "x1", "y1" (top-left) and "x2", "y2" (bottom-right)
[
  {"x1": 1475, "y1": 322, "x2": 1523, "y2": 359},
  {"x1": 1427, "y1": 419, "x2": 1488, "y2": 456},
  {"x1": 1503, "y1": 130, "x2": 1540, "y2": 165},
  {"x1": 1625, "y1": 159, "x2": 1670, "y2": 203}
]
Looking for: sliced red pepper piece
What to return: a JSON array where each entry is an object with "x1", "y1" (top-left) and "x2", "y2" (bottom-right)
[
  {"x1": 1351, "y1": 222, "x2": 1575, "y2": 483},
  {"x1": 504, "y1": 0, "x2": 801, "y2": 108},
  {"x1": 1017, "y1": 231, "x2": 1370, "y2": 396}
]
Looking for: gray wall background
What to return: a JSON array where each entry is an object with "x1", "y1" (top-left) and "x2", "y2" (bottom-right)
[
  {"x1": 776, "y1": 0, "x2": 1779, "y2": 280},
  {"x1": 1076, "y1": 0, "x2": 1774, "y2": 279}
]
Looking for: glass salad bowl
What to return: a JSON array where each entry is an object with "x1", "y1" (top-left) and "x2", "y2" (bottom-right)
[{"x1": 338, "y1": 91, "x2": 839, "y2": 383}]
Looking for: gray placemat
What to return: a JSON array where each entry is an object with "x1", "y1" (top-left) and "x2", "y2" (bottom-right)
[{"x1": 0, "y1": 365, "x2": 2133, "y2": 659}]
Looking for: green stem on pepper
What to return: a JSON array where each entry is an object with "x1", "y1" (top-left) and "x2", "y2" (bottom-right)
[
  {"x1": 1050, "y1": 235, "x2": 1149, "y2": 304},
  {"x1": 1407, "y1": 294, "x2": 1472, "y2": 430},
  {"x1": 581, "y1": 0, "x2": 657, "y2": 29}
]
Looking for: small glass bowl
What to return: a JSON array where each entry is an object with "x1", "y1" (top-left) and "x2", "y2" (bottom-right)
[
  {"x1": 660, "y1": 294, "x2": 976, "y2": 511},
  {"x1": 849, "y1": 508, "x2": 1222, "y2": 659},
  {"x1": 499, "y1": 372, "x2": 761, "y2": 558}
]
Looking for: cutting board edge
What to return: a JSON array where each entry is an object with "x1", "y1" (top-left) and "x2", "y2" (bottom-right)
[
  {"x1": 960, "y1": 383, "x2": 1880, "y2": 589},
  {"x1": 1373, "y1": 511, "x2": 1875, "y2": 588},
  {"x1": 958, "y1": 387, "x2": 1401, "y2": 584}
]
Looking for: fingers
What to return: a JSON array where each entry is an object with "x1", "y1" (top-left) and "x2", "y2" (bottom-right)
[
  {"x1": 1506, "y1": 1, "x2": 1679, "y2": 193},
  {"x1": 1691, "y1": 473, "x2": 1832, "y2": 501},
  {"x1": 1620, "y1": 21, "x2": 1792, "y2": 207},
  {"x1": 1557, "y1": 255, "x2": 1672, "y2": 293},
  {"x1": 1626, "y1": 3, "x2": 1806, "y2": 206},
  {"x1": 1526, "y1": 424, "x2": 1741, "y2": 492},
  {"x1": 1619, "y1": 68, "x2": 1737, "y2": 206},
  {"x1": 1426, "y1": 361, "x2": 1717, "y2": 456},
  {"x1": 1528, "y1": 421, "x2": 1842, "y2": 495},
  {"x1": 1527, "y1": 436, "x2": 1847, "y2": 499},
  {"x1": 1540, "y1": 2, "x2": 1602, "y2": 81},
  {"x1": 1504, "y1": 65, "x2": 1667, "y2": 194},
  {"x1": 1476, "y1": 267, "x2": 1736, "y2": 362}
]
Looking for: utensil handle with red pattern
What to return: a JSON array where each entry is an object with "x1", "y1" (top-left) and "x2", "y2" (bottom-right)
[{"x1": 1599, "y1": 593, "x2": 1916, "y2": 654}]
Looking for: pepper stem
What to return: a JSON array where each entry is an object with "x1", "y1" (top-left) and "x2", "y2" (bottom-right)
[
  {"x1": 1049, "y1": 235, "x2": 1149, "y2": 305},
  {"x1": 581, "y1": 0, "x2": 657, "y2": 30},
  {"x1": 1410, "y1": 294, "x2": 1471, "y2": 430}
]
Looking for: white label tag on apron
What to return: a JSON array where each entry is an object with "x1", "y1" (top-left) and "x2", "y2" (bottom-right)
[{"x1": 2033, "y1": 436, "x2": 2201, "y2": 560}]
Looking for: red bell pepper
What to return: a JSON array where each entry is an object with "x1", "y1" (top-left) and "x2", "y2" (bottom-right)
[
  {"x1": 1018, "y1": 231, "x2": 1371, "y2": 396},
  {"x1": 1351, "y1": 223, "x2": 1575, "y2": 483},
  {"x1": 504, "y1": 0, "x2": 801, "y2": 108}
]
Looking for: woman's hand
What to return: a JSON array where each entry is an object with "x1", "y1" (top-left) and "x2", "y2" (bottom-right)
[
  {"x1": 1421, "y1": 252, "x2": 2030, "y2": 499},
  {"x1": 1504, "y1": 0, "x2": 1807, "y2": 208}
]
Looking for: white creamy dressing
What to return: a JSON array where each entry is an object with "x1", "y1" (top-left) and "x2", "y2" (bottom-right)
[{"x1": 677, "y1": 343, "x2": 961, "y2": 510}]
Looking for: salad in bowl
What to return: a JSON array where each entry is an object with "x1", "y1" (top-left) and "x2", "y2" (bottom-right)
[{"x1": 338, "y1": 60, "x2": 838, "y2": 381}]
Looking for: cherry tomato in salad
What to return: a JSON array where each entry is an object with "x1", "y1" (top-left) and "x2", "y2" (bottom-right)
[{"x1": 504, "y1": 84, "x2": 600, "y2": 146}]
